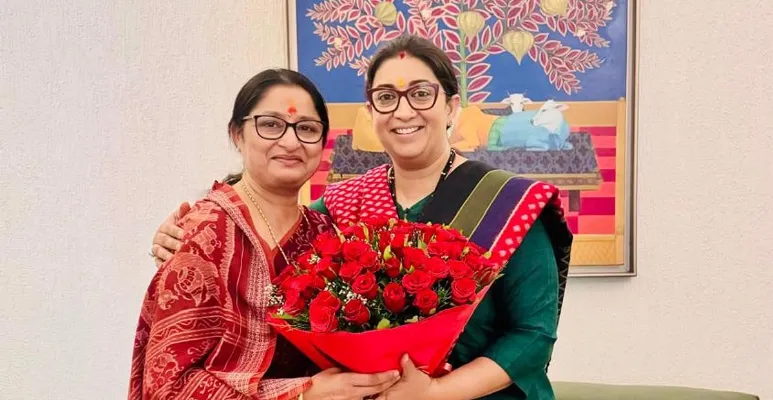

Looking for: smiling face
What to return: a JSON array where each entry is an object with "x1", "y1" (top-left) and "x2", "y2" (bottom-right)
[
  {"x1": 232, "y1": 84, "x2": 324, "y2": 193},
  {"x1": 367, "y1": 54, "x2": 460, "y2": 168}
]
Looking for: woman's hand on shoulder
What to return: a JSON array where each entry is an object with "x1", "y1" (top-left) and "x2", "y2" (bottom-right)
[
  {"x1": 150, "y1": 202, "x2": 191, "y2": 267},
  {"x1": 303, "y1": 368, "x2": 400, "y2": 400}
]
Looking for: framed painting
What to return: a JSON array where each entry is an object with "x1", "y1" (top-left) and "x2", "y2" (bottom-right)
[{"x1": 288, "y1": 0, "x2": 638, "y2": 276}]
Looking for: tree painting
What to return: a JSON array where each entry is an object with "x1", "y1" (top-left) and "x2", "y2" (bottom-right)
[{"x1": 305, "y1": 0, "x2": 616, "y2": 106}]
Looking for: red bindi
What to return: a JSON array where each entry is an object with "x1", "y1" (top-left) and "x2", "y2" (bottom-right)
[
  {"x1": 398, "y1": 51, "x2": 406, "y2": 59},
  {"x1": 287, "y1": 101, "x2": 297, "y2": 116}
]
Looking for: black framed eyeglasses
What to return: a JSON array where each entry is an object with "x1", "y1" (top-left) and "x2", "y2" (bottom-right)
[
  {"x1": 366, "y1": 83, "x2": 441, "y2": 113},
  {"x1": 242, "y1": 115, "x2": 326, "y2": 144}
]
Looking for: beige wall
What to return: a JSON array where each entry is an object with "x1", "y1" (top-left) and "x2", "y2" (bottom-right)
[
  {"x1": 550, "y1": 2, "x2": 773, "y2": 399},
  {"x1": 1, "y1": 0, "x2": 286, "y2": 398},
  {"x1": 551, "y1": 0, "x2": 773, "y2": 399},
  {"x1": 1, "y1": 0, "x2": 771, "y2": 399}
]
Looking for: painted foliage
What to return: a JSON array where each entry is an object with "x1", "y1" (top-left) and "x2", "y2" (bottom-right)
[{"x1": 292, "y1": 0, "x2": 634, "y2": 273}]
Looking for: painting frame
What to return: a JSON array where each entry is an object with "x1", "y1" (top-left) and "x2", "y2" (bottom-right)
[{"x1": 286, "y1": 0, "x2": 638, "y2": 277}]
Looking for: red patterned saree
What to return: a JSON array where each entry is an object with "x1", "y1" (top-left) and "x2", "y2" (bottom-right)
[{"x1": 129, "y1": 183, "x2": 333, "y2": 400}]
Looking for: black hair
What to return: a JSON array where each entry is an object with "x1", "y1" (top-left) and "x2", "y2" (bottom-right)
[{"x1": 365, "y1": 34, "x2": 459, "y2": 99}]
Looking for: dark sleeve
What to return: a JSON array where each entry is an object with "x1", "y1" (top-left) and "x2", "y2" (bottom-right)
[
  {"x1": 481, "y1": 219, "x2": 559, "y2": 395},
  {"x1": 308, "y1": 196, "x2": 329, "y2": 215}
]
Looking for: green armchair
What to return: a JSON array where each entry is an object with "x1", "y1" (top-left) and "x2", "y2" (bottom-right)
[{"x1": 553, "y1": 382, "x2": 760, "y2": 400}]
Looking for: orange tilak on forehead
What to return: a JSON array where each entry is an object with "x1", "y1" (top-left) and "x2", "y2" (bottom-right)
[
  {"x1": 396, "y1": 77, "x2": 406, "y2": 89},
  {"x1": 286, "y1": 99, "x2": 297, "y2": 116}
]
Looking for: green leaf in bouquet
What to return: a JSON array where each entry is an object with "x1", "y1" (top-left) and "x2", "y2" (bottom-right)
[
  {"x1": 383, "y1": 245, "x2": 393, "y2": 260},
  {"x1": 273, "y1": 313, "x2": 298, "y2": 321},
  {"x1": 377, "y1": 318, "x2": 392, "y2": 330},
  {"x1": 436, "y1": 286, "x2": 451, "y2": 304},
  {"x1": 405, "y1": 315, "x2": 419, "y2": 324},
  {"x1": 332, "y1": 223, "x2": 343, "y2": 236}
]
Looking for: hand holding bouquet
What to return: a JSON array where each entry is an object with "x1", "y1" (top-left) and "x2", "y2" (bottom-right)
[{"x1": 268, "y1": 216, "x2": 502, "y2": 376}]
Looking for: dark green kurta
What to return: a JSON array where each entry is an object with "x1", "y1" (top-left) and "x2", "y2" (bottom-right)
[{"x1": 310, "y1": 195, "x2": 558, "y2": 399}]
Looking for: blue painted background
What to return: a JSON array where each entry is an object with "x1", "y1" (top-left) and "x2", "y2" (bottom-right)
[{"x1": 295, "y1": 0, "x2": 628, "y2": 102}]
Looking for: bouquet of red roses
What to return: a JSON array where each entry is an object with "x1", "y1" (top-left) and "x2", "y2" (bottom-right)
[{"x1": 267, "y1": 216, "x2": 502, "y2": 376}]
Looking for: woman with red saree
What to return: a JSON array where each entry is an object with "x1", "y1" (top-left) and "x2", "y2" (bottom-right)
[
  {"x1": 130, "y1": 69, "x2": 399, "y2": 400},
  {"x1": 152, "y1": 37, "x2": 573, "y2": 399}
]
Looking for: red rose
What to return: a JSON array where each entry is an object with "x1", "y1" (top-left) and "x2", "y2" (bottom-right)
[
  {"x1": 464, "y1": 252, "x2": 486, "y2": 271},
  {"x1": 463, "y1": 243, "x2": 490, "y2": 261},
  {"x1": 343, "y1": 298, "x2": 371, "y2": 325},
  {"x1": 390, "y1": 232, "x2": 408, "y2": 249},
  {"x1": 377, "y1": 231, "x2": 391, "y2": 252},
  {"x1": 359, "y1": 250, "x2": 379, "y2": 272},
  {"x1": 473, "y1": 264, "x2": 498, "y2": 285},
  {"x1": 308, "y1": 291, "x2": 340, "y2": 333},
  {"x1": 285, "y1": 274, "x2": 316, "y2": 298},
  {"x1": 310, "y1": 290, "x2": 341, "y2": 310},
  {"x1": 451, "y1": 278, "x2": 478, "y2": 305},
  {"x1": 273, "y1": 266, "x2": 295, "y2": 288},
  {"x1": 341, "y1": 224, "x2": 367, "y2": 240},
  {"x1": 343, "y1": 240, "x2": 371, "y2": 262},
  {"x1": 448, "y1": 260, "x2": 473, "y2": 279},
  {"x1": 309, "y1": 304, "x2": 339, "y2": 333},
  {"x1": 413, "y1": 288, "x2": 439, "y2": 316},
  {"x1": 339, "y1": 261, "x2": 363, "y2": 283},
  {"x1": 424, "y1": 257, "x2": 449, "y2": 279},
  {"x1": 361, "y1": 215, "x2": 393, "y2": 230},
  {"x1": 401, "y1": 270, "x2": 435, "y2": 294},
  {"x1": 428, "y1": 241, "x2": 465, "y2": 259},
  {"x1": 314, "y1": 275, "x2": 327, "y2": 290},
  {"x1": 389, "y1": 223, "x2": 414, "y2": 250},
  {"x1": 427, "y1": 242, "x2": 447, "y2": 258},
  {"x1": 384, "y1": 257, "x2": 402, "y2": 279},
  {"x1": 466, "y1": 254, "x2": 498, "y2": 284},
  {"x1": 314, "y1": 257, "x2": 339, "y2": 280},
  {"x1": 467, "y1": 242, "x2": 486, "y2": 256},
  {"x1": 382, "y1": 282, "x2": 406, "y2": 314},
  {"x1": 401, "y1": 247, "x2": 428, "y2": 271},
  {"x1": 282, "y1": 289, "x2": 306, "y2": 316},
  {"x1": 352, "y1": 272, "x2": 378, "y2": 300},
  {"x1": 286, "y1": 273, "x2": 324, "y2": 297},
  {"x1": 419, "y1": 224, "x2": 440, "y2": 243},
  {"x1": 297, "y1": 250, "x2": 317, "y2": 271},
  {"x1": 314, "y1": 232, "x2": 342, "y2": 258},
  {"x1": 435, "y1": 227, "x2": 466, "y2": 243}
]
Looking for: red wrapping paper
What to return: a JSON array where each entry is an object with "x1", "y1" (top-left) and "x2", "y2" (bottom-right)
[
  {"x1": 267, "y1": 218, "x2": 502, "y2": 377},
  {"x1": 269, "y1": 288, "x2": 492, "y2": 377}
]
